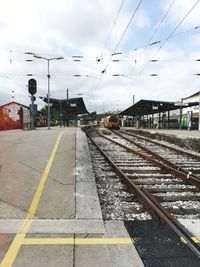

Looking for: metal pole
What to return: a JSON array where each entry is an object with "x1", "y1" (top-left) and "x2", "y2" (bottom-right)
[
  {"x1": 179, "y1": 108, "x2": 182, "y2": 130},
  {"x1": 31, "y1": 97, "x2": 34, "y2": 129},
  {"x1": 59, "y1": 101, "x2": 62, "y2": 127},
  {"x1": 199, "y1": 90, "x2": 200, "y2": 131},
  {"x1": 66, "y1": 89, "x2": 69, "y2": 127},
  {"x1": 47, "y1": 60, "x2": 50, "y2": 130},
  {"x1": 158, "y1": 113, "x2": 161, "y2": 129},
  {"x1": 32, "y1": 54, "x2": 63, "y2": 130},
  {"x1": 168, "y1": 110, "x2": 170, "y2": 129}
]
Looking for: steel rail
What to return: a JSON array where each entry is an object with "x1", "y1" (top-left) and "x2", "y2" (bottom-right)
[
  {"x1": 84, "y1": 128, "x2": 200, "y2": 259},
  {"x1": 100, "y1": 131, "x2": 200, "y2": 187},
  {"x1": 119, "y1": 129, "x2": 200, "y2": 161},
  {"x1": 112, "y1": 130, "x2": 200, "y2": 188}
]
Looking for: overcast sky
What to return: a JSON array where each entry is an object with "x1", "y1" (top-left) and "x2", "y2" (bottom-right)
[{"x1": 0, "y1": 0, "x2": 200, "y2": 113}]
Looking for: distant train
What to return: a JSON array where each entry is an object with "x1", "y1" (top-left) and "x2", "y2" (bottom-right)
[{"x1": 103, "y1": 115, "x2": 121, "y2": 129}]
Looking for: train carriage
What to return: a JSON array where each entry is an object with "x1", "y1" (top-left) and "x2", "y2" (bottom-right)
[{"x1": 103, "y1": 115, "x2": 121, "y2": 129}]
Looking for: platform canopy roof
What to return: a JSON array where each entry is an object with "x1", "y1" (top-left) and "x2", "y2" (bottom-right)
[
  {"x1": 40, "y1": 96, "x2": 88, "y2": 115},
  {"x1": 120, "y1": 99, "x2": 199, "y2": 116},
  {"x1": 182, "y1": 91, "x2": 200, "y2": 100}
]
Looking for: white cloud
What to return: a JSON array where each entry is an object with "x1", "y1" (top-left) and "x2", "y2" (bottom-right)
[
  {"x1": 0, "y1": 0, "x2": 200, "y2": 113},
  {"x1": 161, "y1": 0, "x2": 200, "y2": 29},
  {"x1": 135, "y1": 10, "x2": 151, "y2": 29}
]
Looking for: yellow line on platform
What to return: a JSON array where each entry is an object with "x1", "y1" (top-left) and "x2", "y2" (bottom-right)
[
  {"x1": 180, "y1": 236, "x2": 200, "y2": 244},
  {"x1": 0, "y1": 131, "x2": 64, "y2": 267},
  {"x1": 21, "y1": 236, "x2": 200, "y2": 246},
  {"x1": 22, "y1": 237, "x2": 134, "y2": 245},
  {"x1": 23, "y1": 238, "x2": 75, "y2": 245}
]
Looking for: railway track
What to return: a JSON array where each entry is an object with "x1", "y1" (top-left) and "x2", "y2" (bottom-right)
[
  {"x1": 117, "y1": 129, "x2": 200, "y2": 177},
  {"x1": 84, "y1": 127, "x2": 200, "y2": 260}
]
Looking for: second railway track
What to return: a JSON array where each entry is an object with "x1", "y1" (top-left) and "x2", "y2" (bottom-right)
[{"x1": 117, "y1": 129, "x2": 200, "y2": 177}]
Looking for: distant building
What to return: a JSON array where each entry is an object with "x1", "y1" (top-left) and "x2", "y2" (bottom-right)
[
  {"x1": 182, "y1": 91, "x2": 200, "y2": 102},
  {"x1": 180, "y1": 91, "x2": 199, "y2": 129},
  {"x1": 0, "y1": 101, "x2": 30, "y2": 130},
  {"x1": 120, "y1": 91, "x2": 199, "y2": 129},
  {"x1": 181, "y1": 91, "x2": 200, "y2": 113}
]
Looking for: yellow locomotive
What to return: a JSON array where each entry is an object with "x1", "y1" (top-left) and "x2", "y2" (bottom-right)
[{"x1": 103, "y1": 115, "x2": 121, "y2": 129}]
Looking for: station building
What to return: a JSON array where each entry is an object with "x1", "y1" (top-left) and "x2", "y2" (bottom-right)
[
  {"x1": 0, "y1": 101, "x2": 30, "y2": 130},
  {"x1": 40, "y1": 96, "x2": 88, "y2": 126}
]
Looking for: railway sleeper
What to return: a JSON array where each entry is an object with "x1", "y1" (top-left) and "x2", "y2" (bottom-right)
[
  {"x1": 145, "y1": 187, "x2": 198, "y2": 193},
  {"x1": 127, "y1": 173, "x2": 173, "y2": 178},
  {"x1": 113, "y1": 160, "x2": 147, "y2": 164},
  {"x1": 182, "y1": 168, "x2": 200, "y2": 173},
  {"x1": 178, "y1": 162, "x2": 200, "y2": 166},
  {"x1": 156, "y1": 195, "x2": 200, "y2": 202},
  {"x1": 121, "y1": 168, "x2": 161, "y2": 173},
  {"x1": 115, "y1": 163, "x2": 154, "y2": 167},
  {"x1": 165, "y1": 207, "x2": 200, "y2": 216},
  {"x1": 133, "y1": 179, "x2": 184, "y2": 185}
]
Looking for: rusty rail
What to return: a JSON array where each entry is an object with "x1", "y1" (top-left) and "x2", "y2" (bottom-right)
[
  {"x1": 112, "y1": 130, "x2": 200, "y2": 188},
  {"x1": 119, "y1": 129, "x2": 200, "y2": 161}
]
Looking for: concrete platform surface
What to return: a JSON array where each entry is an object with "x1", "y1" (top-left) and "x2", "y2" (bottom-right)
[{"x1": 0, "y1": 127, "x2": 144, "y2": 267}]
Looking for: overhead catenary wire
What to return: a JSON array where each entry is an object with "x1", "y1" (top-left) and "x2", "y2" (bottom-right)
[
  {"x1": 93, "y1": 0, "x2": 143, "y2": 92},
  {"x1": 92, "y1": 23, "x2": 200, "y2": 60},
  {"x1": 109, "y1": 0, "x2": 143, "y2": 59},
  {"x1": 134, "y1": 0, "x2": 200, "y2": 81},
  {"x1": 92, "y1": 0, "x2": 126, "y2": 97},
  {"x1": 154, "y1": 0, "x2": 200, "y2": 57},
  {"x1": 122, "y1": 0, "x2": 176, "y2": 90},
  {"x1": 1, "y1": 22, "x2": 199, "y2": 65},
  {"x1": 100, "y1": 0, "x2": 125, "y2": 58},
  {"x1": 84, "y1": 0, "x2": 126, "y2": 102},
  {"x1": 134, "y1": 0, "x2": 176, "y2": 64},
  {"x1": 1, "y1": 0, "x2": 199, "y2": 111},
  {"x1": 123, "y1": 24, "x2": 200, "y2": 54}
]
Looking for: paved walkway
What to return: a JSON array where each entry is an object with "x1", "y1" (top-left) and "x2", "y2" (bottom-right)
[{"x1": 0, "y1": 127, "x2": 144, "y2": 267}]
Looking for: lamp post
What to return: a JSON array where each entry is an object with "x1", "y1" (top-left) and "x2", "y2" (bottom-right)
[{"x1": 33, "y1": 54, "x2": 64, "y2": 130}]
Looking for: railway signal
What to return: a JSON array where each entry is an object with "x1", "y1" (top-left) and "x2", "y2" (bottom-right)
[
  {"x1": 28, "y1": 78, "x2": 37, "y2": 95},
  {"x1": 28, "y1": 79, "x2": 37, "y2": 129}
]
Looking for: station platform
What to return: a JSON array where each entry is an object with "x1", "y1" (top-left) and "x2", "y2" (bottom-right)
[{"x1": 0, "y1": 127, "x2": 144, "y2": 267}]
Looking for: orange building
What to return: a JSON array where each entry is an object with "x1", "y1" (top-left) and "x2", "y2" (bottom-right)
[{"x1": 0, "y1": 101, "x2": 29, "y2": 131}]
